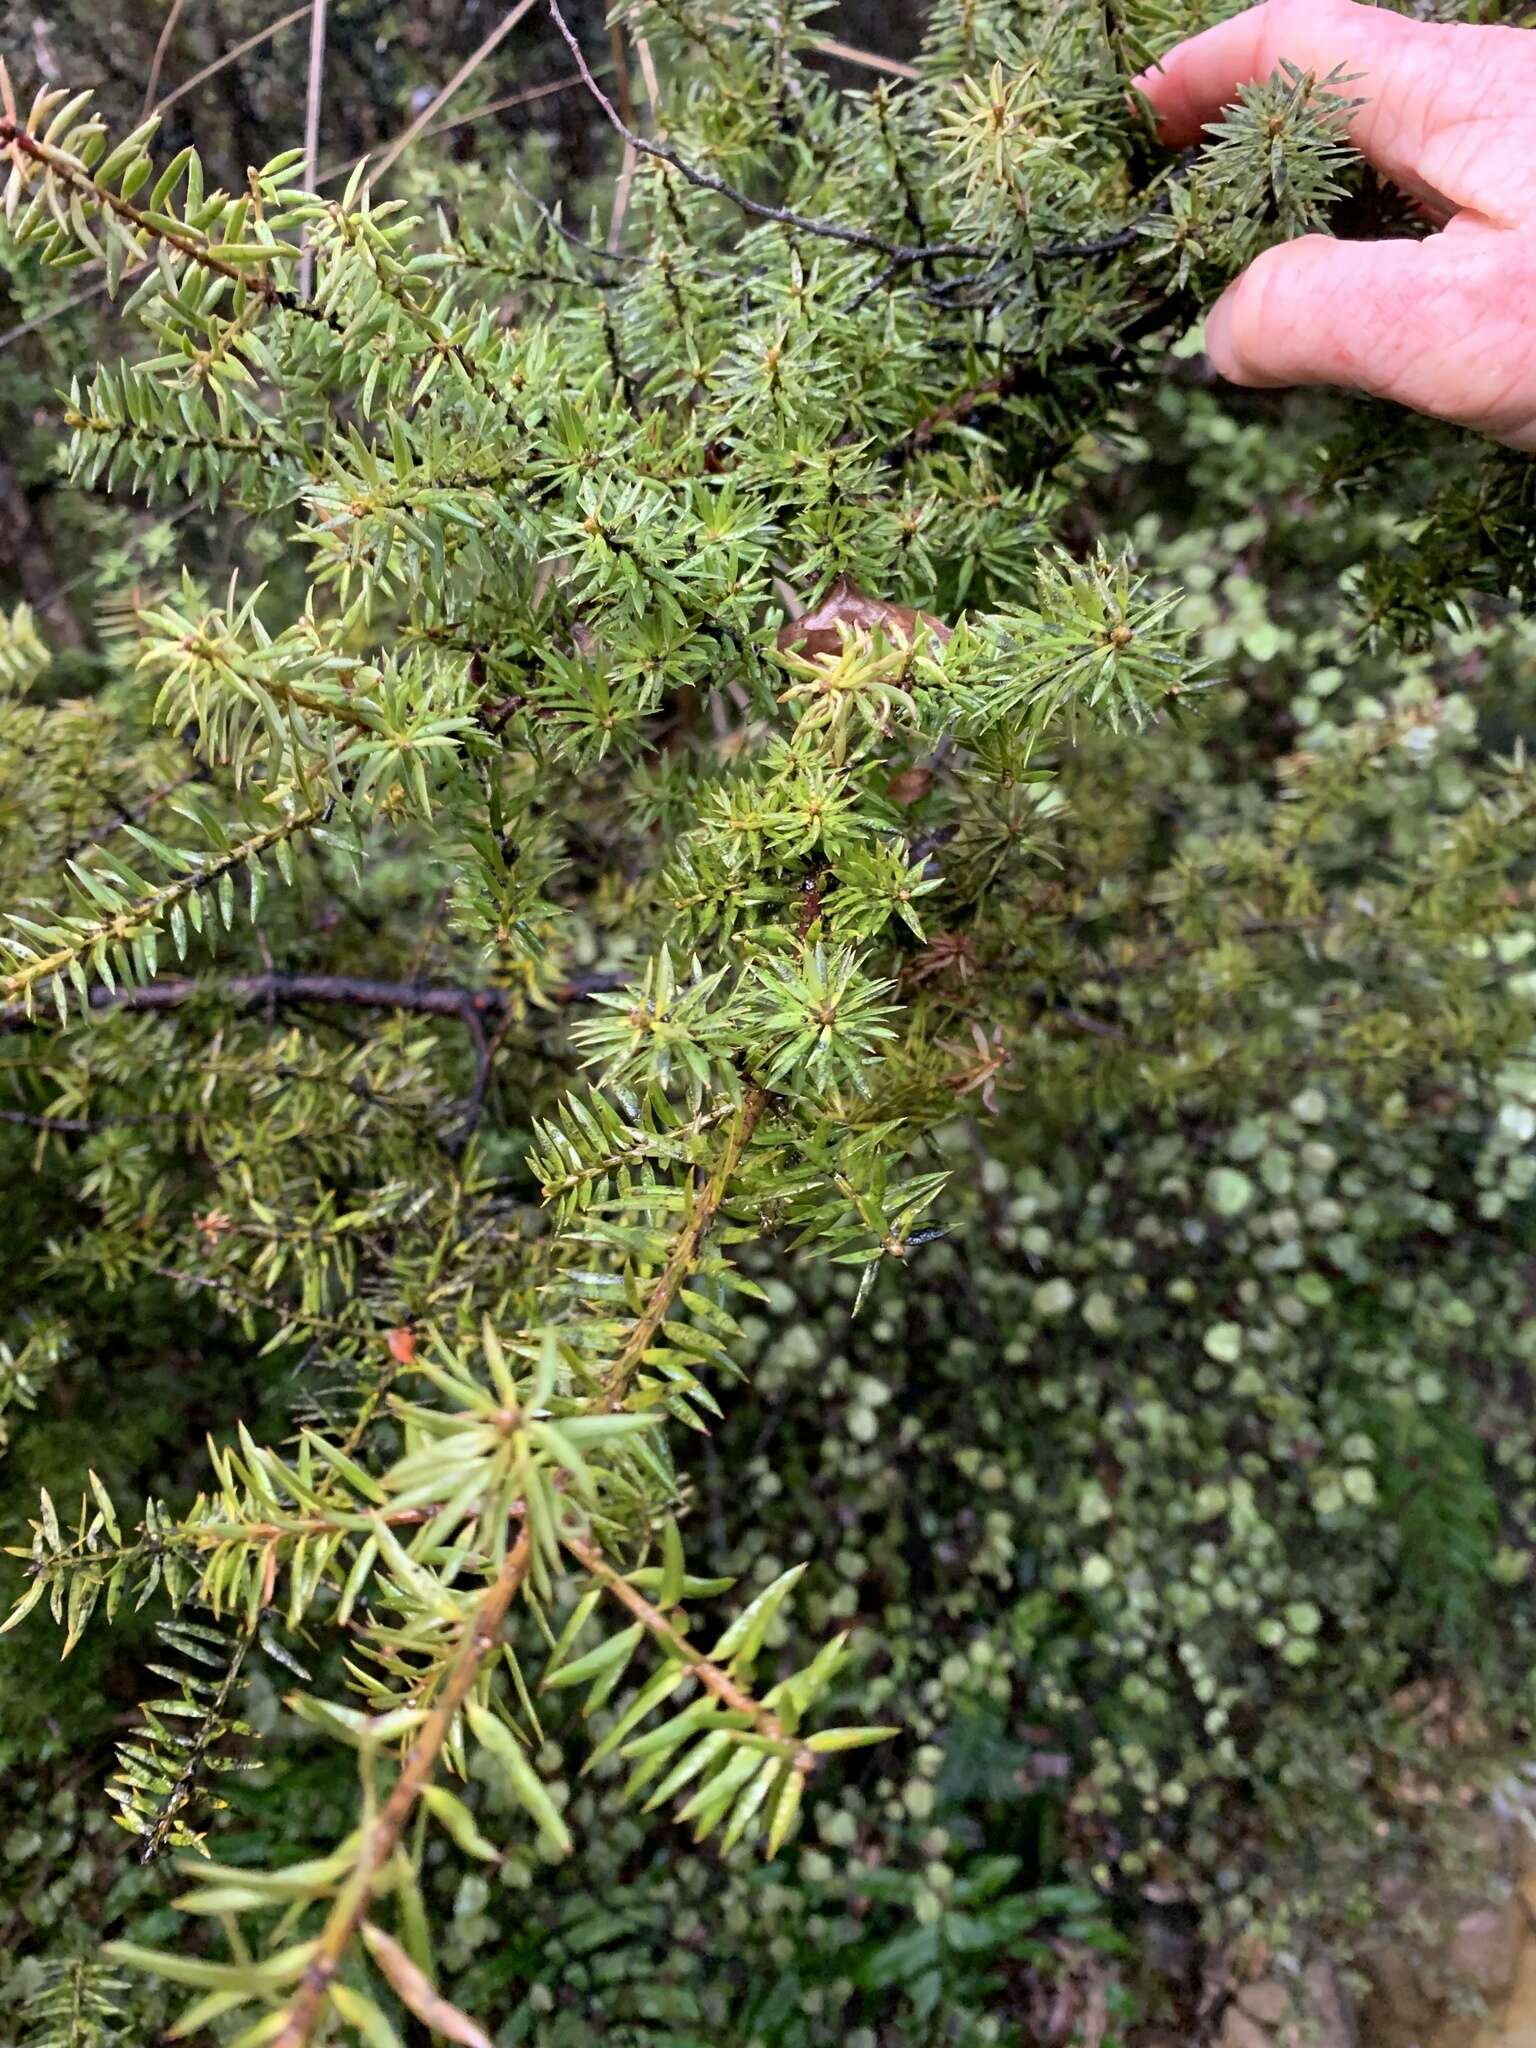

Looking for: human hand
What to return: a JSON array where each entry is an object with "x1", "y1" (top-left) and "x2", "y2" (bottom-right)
[{"x1": 1134, "y1": 0, "x2": 1536, "y2": 449}]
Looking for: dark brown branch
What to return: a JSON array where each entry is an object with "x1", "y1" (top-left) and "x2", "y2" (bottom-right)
[
  {"x1": 0, "y1": 1104, "x2": 189, "y2": 1133},
  {"x1": 0, "y1": 969, "x2": 625, "y2": 1036}
]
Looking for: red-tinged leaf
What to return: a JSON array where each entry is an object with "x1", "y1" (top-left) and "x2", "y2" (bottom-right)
[
  {"x1": 776, "y1": 575, "x2": 952, "y2": 660},
  {"x1": 387, "y1": 1327, "x2": 416, "y2": 1366},
  {"x1": 887, "y1": 766, "x2": 934, "y2": 806}
]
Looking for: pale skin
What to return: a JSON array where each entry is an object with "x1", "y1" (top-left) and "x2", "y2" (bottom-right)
[{"x1": 1133, "y1": 0, "x2": 1536, "y2": 449}]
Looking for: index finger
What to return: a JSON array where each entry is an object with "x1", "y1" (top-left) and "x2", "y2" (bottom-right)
[{"x1": 1133, "y1": 0, "x2": 1536, "y2": 219}]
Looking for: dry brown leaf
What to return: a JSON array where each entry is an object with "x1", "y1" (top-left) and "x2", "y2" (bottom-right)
[
  {"x1": 776, "y1": 574, "x2": 952, "y2": 660},
  {"x1": 886, "y1": 765, "x2": 934, "y2": 806}
]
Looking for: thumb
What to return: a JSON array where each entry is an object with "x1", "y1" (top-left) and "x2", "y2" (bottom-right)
[{"x1": 1202, "y1": 229, "x2": 1533, "y2": 444}]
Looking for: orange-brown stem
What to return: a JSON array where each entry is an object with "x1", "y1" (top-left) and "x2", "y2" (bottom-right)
[
  {"x1": 269, "y1": 1524, "x2": 531, "y2": 2048},
  {"x1": 601, "y1": 1085, "x2": 767, "y2": 1407},
  {"x1": 562, "y1": 1530, "x2": 806, "y2": 1756}
]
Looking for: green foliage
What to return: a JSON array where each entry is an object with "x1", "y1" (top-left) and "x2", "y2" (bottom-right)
[
  {"x1": 1143, "y1": 60, "x2": 1364, "y2": 292},
  {"x1": 14, "y1": 1960, "x2": 132, "y2": 2048},
  {"x1": 2, "y1": 2, "x2": 1536, "y2": 2044}
]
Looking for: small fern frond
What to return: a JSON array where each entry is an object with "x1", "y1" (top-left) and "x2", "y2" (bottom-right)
[
  {"x1": 108, "y1": 1613, "x2": 257, "y2": 1858},
  {"x1": 16, "y1": 1959, "x2": 129, "y2": 2048}
]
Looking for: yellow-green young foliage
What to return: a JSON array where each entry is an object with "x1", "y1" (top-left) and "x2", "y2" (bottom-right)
[{"x1": 2, "y1": 1, "x2": 1536, "y2": 2043}]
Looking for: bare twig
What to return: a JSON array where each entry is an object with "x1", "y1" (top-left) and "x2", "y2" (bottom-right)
[
  {"x1": 604, "y1": 26, "x2": 657, "y2": 253},
  {"x1": 151, "y1": 2, "x2": 314, "y2": 119},
  {"x1": 710, "y1": 15, "x2": 920, "y2": 81},
  {"x1": 143, "y1": 0, "x2": 193, "y2": 118},
  {"x1": 314, "y1": 72, "x2": 587, "y2": 188},
  {"x1": 453, "y1": 1002, "x2": 516, "y2": 1147},
  {"x1": 0, "y1": 1103, "x2": 191, "y2": 1133},
  {"x1": 606, "y1": 20, "x2": 639, "y2": 253},
  {"x1": 805, "y1": 34, "x2": 920, "y2": 81},
  {"x1": 0, "y1": 968, "x2": 624, "y2": 1036},
  {"x1": 633, "y1": 32, "x2": 661, "y2": 104},
  {"x1": 1037, "y1": 225, "x2": 1143, "y2": 259},
  {"x1": 298, "y1": 0, "x2": 327, "y2": 297},
  {"x1": 366, "y1": 0, "x2": 541, "y2": 190},
  {"x1": 0, "y1": 277, "x2": 117, "y2": 357}
]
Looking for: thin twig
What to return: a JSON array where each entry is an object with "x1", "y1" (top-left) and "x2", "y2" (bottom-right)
[
  {"x1": 805, "y1": 34, "x2": 920, "y2": 81},
  {"x1": 151, "y1": 2, "x2": 313, "y2": 118},
  {"x1": 0, "y1": 4, "x2": 316, "y2": 359},
  {"x1": 632, "y1": 32, "x2": 661, "y2": 105},
  {"x1": 142, "y1": 1261, "x2": 361, "y2": 1336},
  {"x1": 562, "y1": 1531, "x2": 805, "y2": 1754},
  {"x1": 606, "y1": 20, "x2": 639, "y2": 254},
  {"x1": 1037, "y1": 225, "x2": 1143, "y2": 259},
  {"x1": 314, "y1": 72, "x2": 587, "y2": 188},
  {"x1": 545, "y1": 0, "x2": 985, "y2": 268},
  {"x1": 299, "y1": 0, "x2": 327, "y2": 297},
  {"x1": 711, "y1": 15, "x2": 920, "y2": 81},
  {"x1": 365, "y1": 0, "x2": 541, "y2": 190},
  {"x1": 0, "y1": 277, "x2": 116, "y2": 357},
  {"x1": 0, "y1": 119, "x2": 338, "y2": 327},
  {"x1": 0, "y1": 1103, "x2": 190, "y2": 1133},
  {"x1": 143, "y1": 0, "x2": 193, "y2": 118},
  {"x1": 500, "y1": 156, "x2": 646, "y2": 270},
  {"x1": 453, "y1": 1003, "x2": 516, "y2": 1147},
  {"x1": 0, "y1": 1105, "x2": 100, "y2": 1134}
]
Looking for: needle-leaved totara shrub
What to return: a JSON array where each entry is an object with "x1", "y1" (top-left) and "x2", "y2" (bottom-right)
[{"x1": 3, "y1": 2, "x2": 1536, "y2": 2042}]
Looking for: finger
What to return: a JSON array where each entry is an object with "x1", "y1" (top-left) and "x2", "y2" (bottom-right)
[
  {"x1": 1133, "y1": 0, "x2": 1536, "y2": 219},
  {"x1": 1203, "y1": 227, "x2": 1536, "y2": 449}
]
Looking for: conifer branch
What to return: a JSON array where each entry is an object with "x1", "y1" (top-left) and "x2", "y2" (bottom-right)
[
  {"x1": 0, "y1": 113, "x2": 337, "y2": 330},
  {"x1": 116, "y1": 1615, "x2": 254, "y2": 1859},
  {"x1": 4, "y1": 15, "x2": 1490, "y2": 2036},
  {"x1": 601, "y1": 1084, "x2": 767, "y2": 1407},
  {"x1": 562, "y1": 1529, "x2": 805, "y2": 1757},
  {"x1": 167, "y1": 627, "x2": 375, "y2": 731},
  {"x1": 269, "y1": 1523, "x2": 532, "y2": 2048},
  {"x1": 545, "y1": 1, "x2": 987, "y2": 269},
  {"x1": 0, "y1": 806, "x2": 323, "y2": 1018}
]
